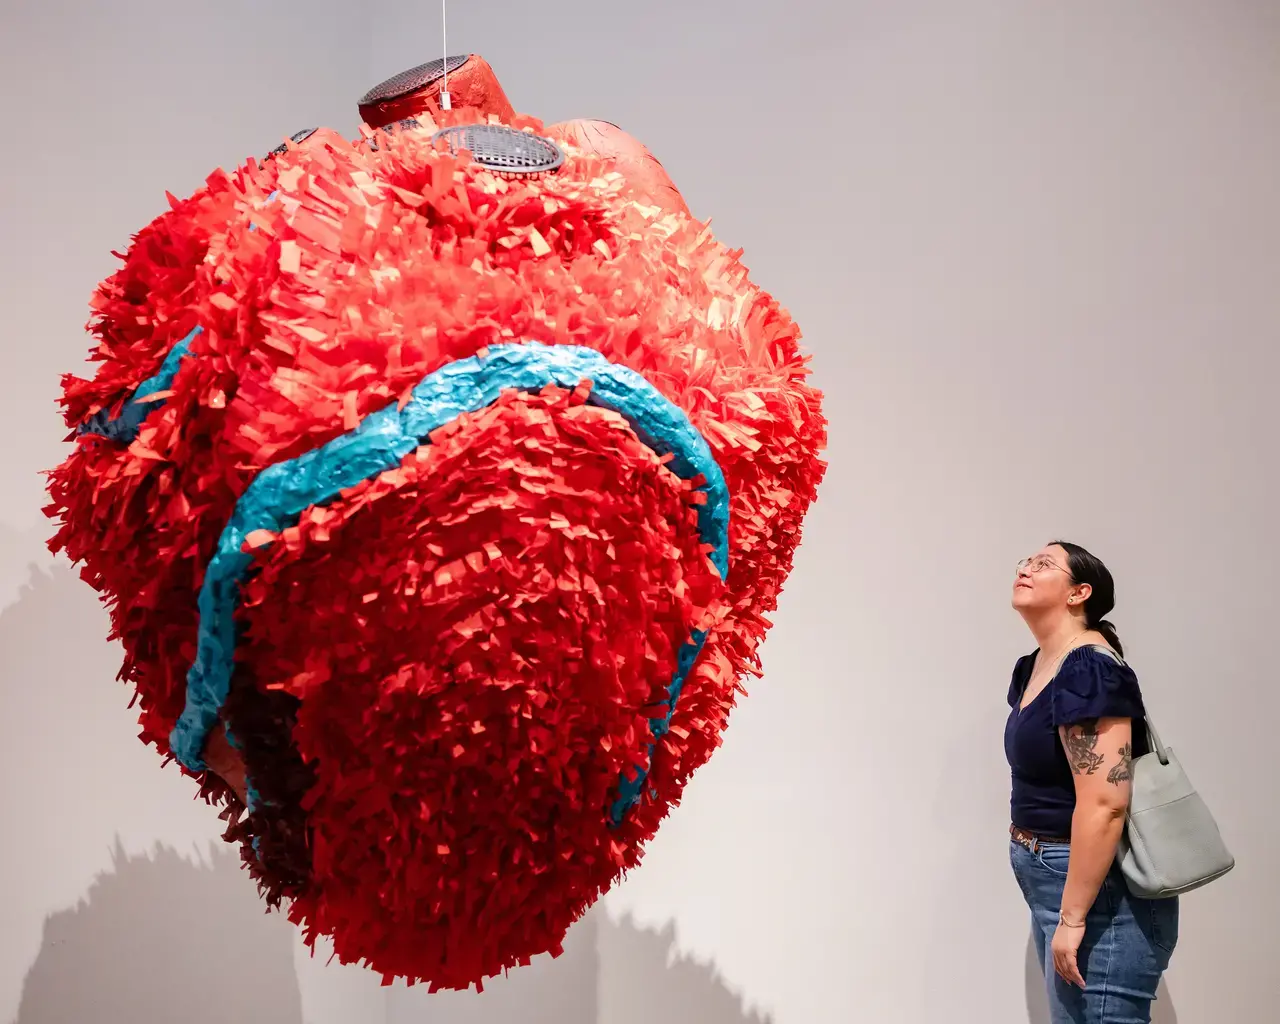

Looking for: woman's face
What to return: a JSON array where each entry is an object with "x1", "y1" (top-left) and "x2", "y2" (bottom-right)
[{"x1": 1012, "y1": 543, "x2": 1084, "y2": 614}]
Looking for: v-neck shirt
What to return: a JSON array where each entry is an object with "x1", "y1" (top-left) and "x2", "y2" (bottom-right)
[{"x1": 1004, "y1": 646, "x2": 1148, "y2": 837}]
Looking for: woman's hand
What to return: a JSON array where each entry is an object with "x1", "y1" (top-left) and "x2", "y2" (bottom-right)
[{"x1": 1052, "y1": 919, "x2": 1087, "y2": 988}]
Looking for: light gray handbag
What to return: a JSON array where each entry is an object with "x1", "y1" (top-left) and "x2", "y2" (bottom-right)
[{"x1": 1089, "y1": 646, "x2": 1235, "y2": 899}]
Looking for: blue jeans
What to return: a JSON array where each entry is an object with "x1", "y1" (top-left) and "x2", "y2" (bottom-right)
[{"x1": 1010, "y1": 839, "x2": 1179, "y2": 1023}]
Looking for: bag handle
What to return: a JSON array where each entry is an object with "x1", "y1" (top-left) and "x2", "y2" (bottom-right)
[{"x1": 1085, "y1": 644, "x2": 1171, "y2": 766}]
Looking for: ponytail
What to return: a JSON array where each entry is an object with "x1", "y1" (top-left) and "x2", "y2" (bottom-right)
[
  {"x1": 1090, "y1": 617, "x2": 1124, "y2": 658},
  {"x1": 1051, "y1": 540, "x2": 1125, "y2": 658}
]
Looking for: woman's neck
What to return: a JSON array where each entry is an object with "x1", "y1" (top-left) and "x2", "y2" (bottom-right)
[{"x1": 1025, "y1": 610, "x2": 1090, "y2": 659}]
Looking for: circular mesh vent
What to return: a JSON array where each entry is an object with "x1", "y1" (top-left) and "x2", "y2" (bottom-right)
[
  {"x1": 366, "y1": 118, "x2": 424, "y2": 151},
  {"x1": 431, "y1": 124, "x2": 564, "y2": 176},
  {"x1": 266, "y1": 127, "x2": 317, "y2": 159},
  {"x1": 359, "y1": 56, "x2": 470, "y2": 106}
]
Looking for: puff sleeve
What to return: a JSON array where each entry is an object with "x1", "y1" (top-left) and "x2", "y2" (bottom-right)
[{"x1": 1051, "y1": 648, "x2": 1145, "y2": 727}]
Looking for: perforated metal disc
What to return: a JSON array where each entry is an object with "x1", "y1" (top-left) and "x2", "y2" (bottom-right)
[
  {"x1": 359, "y1": 56, "x2": 470, "y2": 106},
  {"x1": 366, "y1": 118, "x2": 423, "y2": 151},
  {"x1": 266, "y1": 127, "x2": 317, "y2": 159},
  {"x1": 431, "y1": 124, "x2": 564, "y2": 176}
]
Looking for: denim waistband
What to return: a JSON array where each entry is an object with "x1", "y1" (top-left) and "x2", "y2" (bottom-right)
[{"x1": 1010, "y1": 823, "x2": 1070, "y2": 851}]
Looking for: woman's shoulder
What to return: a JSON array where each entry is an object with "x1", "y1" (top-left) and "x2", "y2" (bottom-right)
[
  {"x1": 1062, "y1": 641, "x2": 1134, "y2": 677},
  {"x1": 1052, "y1": 642, "x2": 1144, "y2": 722}
]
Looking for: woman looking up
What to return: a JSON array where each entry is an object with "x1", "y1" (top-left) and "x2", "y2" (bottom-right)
[{"x1": 1005, "y1": 541, "x2": 1178, "y2": 1022}]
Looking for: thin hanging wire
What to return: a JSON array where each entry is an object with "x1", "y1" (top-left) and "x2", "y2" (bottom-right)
[{"x1": 440, "y1": 0, "x2": 452, "y2": 110}]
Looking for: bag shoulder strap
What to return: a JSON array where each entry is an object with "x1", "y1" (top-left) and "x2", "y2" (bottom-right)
[
  {"x1": 1086, "y1": 642, "x2": 1123, "y2": 665},
  {"x1": 1085, "y1": 644, "x2": 1169, "y2": 763}
]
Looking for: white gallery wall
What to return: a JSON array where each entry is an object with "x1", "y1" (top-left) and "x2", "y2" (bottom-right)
[{"x1": 1, "y1": 2, "x2": 1276, "y2": 1022}]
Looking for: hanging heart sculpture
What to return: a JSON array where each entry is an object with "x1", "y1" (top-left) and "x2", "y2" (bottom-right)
[{"x1": 46, "y1": 54, "x2": 827, "y2": 989}]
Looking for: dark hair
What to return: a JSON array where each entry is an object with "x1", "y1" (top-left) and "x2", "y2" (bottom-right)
[{"x1": 1051, "y1": 540, "x2": 1124, "y2": 657}]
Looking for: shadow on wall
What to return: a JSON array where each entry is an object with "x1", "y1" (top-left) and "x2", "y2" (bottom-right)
[
  {"x1": 13, "y1": 841, "x2": 301, "y2": 1024},
  {"x1": 597, "y1": 912, "x2": 771, "y2": 1024},
  {"x1": 0, "y1": 544, "x2": 235, "y2": 1022},
  {"x1": 387, "y1": 909, "x2": 599, "y2": 1024},
  {"x1": 0, "y1": 522, "x2": 52, "y2": 612},
  {"x1": 1024, "y1": 933, "x2": 1179, "y2": 1023},
  {"x1": 14, "y1": 835, "x2": 768, "y2": 1024},
  {"x1": 387, "y1": 908, "x2": 769, "y2": 1024}
]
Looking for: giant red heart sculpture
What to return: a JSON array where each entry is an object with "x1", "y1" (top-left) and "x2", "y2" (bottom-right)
[{"x1": 46, "y1": 55, "x2": 826, "y2": 989}]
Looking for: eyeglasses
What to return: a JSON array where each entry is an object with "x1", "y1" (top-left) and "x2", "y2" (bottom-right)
[{"x1": 1016, "y1": 555, "x2": 1070, "y2": 576}]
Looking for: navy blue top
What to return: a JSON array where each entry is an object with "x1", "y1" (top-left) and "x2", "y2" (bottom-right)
[{"x1": 1004, "y1": 646, "x2": 1149, "y2": 837}]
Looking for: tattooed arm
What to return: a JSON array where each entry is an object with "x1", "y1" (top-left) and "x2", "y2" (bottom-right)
[{"x1": 1058, "y1": 716, "x2": 1133, "y2": 925}]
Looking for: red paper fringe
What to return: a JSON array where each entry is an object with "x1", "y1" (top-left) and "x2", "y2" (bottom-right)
[{"x1": 45, "y1": 110, "x2": 827, "y2": 988}]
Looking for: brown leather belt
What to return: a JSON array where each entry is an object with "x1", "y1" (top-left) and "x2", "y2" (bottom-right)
[{"x1": 1010, "y1": 823, "x2": 1070, "y2": 851}]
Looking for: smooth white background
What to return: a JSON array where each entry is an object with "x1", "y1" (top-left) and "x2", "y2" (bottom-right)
[{"x1": 1, "y1": 2, "x2": 1276, "y2": 1022}]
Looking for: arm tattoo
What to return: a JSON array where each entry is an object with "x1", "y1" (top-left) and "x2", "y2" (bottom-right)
[
  {"x1": 1063, "y1": 720, "x2": 1105, "y2": 775},
  {"x1": 1107, "y1": 743, "x2": 1133, "y2": 785}
]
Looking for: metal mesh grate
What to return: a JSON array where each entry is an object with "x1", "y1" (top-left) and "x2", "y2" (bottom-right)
[
  {"x1": 431, "y1": 124, "x2": 564, "y2": 176},
  {"x1": 359, "y1": 56, "x2": 470, "y2": 106},
  {"x1": 266, "y1": 127, "x2": 317, "y2": 159},
  {"x1": 366, "y1": 118, "x2": 424, "y2": 151}
]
